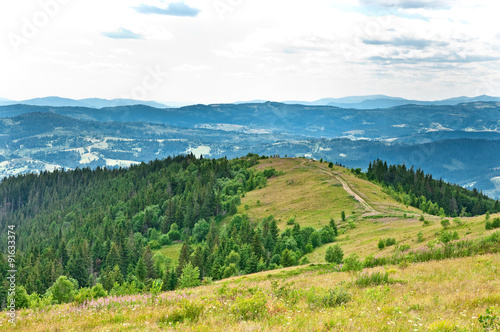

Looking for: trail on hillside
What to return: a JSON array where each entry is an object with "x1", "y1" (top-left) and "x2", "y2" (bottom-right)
[{"x1": 314, "y1": 164, "x2": 379, "y2": 216}]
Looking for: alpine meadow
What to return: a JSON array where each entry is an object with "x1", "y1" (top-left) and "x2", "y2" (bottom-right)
[{"x1": 2, "y1": 0, "x2": 500, "y2": 331}]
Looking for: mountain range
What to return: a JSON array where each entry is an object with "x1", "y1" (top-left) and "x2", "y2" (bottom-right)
[
  {"x1": 2, "y1": 94, "x2": 500, "y2": 110},
  {"x1": 0, "y1": 100, "x2": 499, "y2": 199}
]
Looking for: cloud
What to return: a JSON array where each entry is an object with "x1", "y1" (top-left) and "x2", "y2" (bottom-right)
[
  {"x1": 133, "y1": 2, "x2": 200, "y2": 17},
  {"x1": 171, "y1": 64, "x2": 213, "y2": 72},
  {"x1": 369, "y1": 54, "x2": 500, "y2": 64},
  {"x1": 359, "y1": 0, "x2": 451, "y2": 9},
  {"x1": 363, "y1": 38, "x2": 448, "y2": 49},
  {"x1": 102, "y1": 28, "x2": 142, "y2": 40}
]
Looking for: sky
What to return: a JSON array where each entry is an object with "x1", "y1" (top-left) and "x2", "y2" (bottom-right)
[{"x1": 1, "y1": 0, "x2": 500, "y2": 104}]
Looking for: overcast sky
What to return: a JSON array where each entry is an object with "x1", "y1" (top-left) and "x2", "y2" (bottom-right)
[{"x1": 1, "y1": 0, "x2": 499, "y2": 104}]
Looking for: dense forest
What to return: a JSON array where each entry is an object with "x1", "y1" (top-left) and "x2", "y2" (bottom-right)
[
  {"x1": 0, "y1": 154, "x2": 335, "y2": 307},
  {"x1": 366, "y1": 159, "x2": 500, "y2": 217}
]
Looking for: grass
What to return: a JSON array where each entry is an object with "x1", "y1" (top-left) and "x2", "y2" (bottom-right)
[
  {"x1": 6, "y1": 254, "x2": 500, "y2": 331},
  {"x1": 6, "y1": 157, "x2": 499, "y2": 331},
  {"x1": 152, "y1": 242, "x2": 183, "y2": 265},
  {"x1": 238, "y1": 158, "x2": 419, "y2": 229}
]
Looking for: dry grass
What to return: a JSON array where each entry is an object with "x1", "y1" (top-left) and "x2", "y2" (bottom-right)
[{"x1": 5, "y1": 254, "x2": 499, "y2": 331}]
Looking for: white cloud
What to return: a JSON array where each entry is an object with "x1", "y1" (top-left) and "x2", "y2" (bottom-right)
[{"x1": 0, "y1": 0, "x2": 499, "y2": 103}]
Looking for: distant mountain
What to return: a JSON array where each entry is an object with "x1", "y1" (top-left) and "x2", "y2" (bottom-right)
[
  {"x1": 0, "y1": 97, "x2": 169, "y2": 109},
  {"x1": 1, "y1": 102, "x2": 499, "y2": 198},
  {"x1": 283, "y1": 95, "x2": 500, "y2": 109}
]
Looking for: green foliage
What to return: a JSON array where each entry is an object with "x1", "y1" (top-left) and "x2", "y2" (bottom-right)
[
  {"x1": 342, "y1": 253, "x2": 363, "y2": 272},
  {"x1": 178, "y1": 263, "x2": 200, "y2": 289},
  {"x1": 286, "y1": 217, "x2": 296, "y2": 225},
  {"x1": 355, "y1": 271, "x2": 395, "y2": 287},
  {"x1": 321, "y1": 286, "x2": 352, "y2": 307},
  {"x1": 280, "y1": 249, "x2": 296, "y2": 268},
  {"x1": 7, "y1": 285, "x2": 29, "y2": 309},
  {"x1": 325, "y1": 244, "x2": 343, "y2": 264},
  {"x1": 49, "y1": 276, "x2": 76, "y2": 304},
  {"x1": 159, "y1": 300, "x2": 204, "y2": 325},
  {"x1": 441, "y1": 219, "x2": 450, "y2": 229},
  {"x1": 341, "y1": 211, "x2": 346, "y2": 222},
  {"x1": 192, "y1": 219, "x2": 210, "y2": 242},
  {"x1": 417, "y1": 231, "x2": 424, "y2": 243},
  {"x1": 367, "y1": 159, "x2": 498, "y2": 217},
  {"x1": 440, "y1": 231, "x2": 459, "y2": 244},
  {"x1": 478, "y1": 307, "x2": 500, "y2": 331},
  {"x1": 378, "y1": 239, "x2": 385, "y2": 250},
  {"x1": 232, "y1": 291, "x2": 268, "y2": 320},
  {"x1": 385, "y1": 238, "x2": 396, "y2": 246}
]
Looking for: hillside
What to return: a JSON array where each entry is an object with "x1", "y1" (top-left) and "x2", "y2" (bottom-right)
[
  {"x1": 1, "y1": 103, "x2": 500, "y2": 199},
  {"x1": 1, "y1": 156, "x2": 500, "y2": 331}
]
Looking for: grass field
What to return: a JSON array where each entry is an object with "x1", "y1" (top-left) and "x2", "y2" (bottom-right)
[
  {"x1": 5, "y1": 253, "x2": 499, "y2": 331},
  {"x1": 5, "y1": 157, "x2": 499, "y2": 331}
]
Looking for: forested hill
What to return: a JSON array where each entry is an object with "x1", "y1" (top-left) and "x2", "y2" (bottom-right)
[
  {"x1": 0, "y1": 154, "x2": 279, "y2": 296},
  {"x1": 0, "y1": 154, "x2": 498, "y2": 310},
  {"x1": 366, "y1": 160, "x2": 499, "y2": 216}
]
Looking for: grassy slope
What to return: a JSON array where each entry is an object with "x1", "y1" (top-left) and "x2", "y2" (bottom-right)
[
  {"x1": 7, "y1": 254, "x2": 500, "y2": 331},
  {"x1": 12, "y1": 157, "x2": 500, "y2": 331}
]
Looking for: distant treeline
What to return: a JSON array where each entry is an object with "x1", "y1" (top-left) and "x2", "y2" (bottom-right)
[{"x1": 366, "y1": 159, "x2": 499, "y2": 217}]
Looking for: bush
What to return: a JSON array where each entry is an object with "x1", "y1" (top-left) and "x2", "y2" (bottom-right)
[
  {"x1": 148, "y1": 240, "x2": 161, "y2": 250},
  {"x1": 159, "y1": 234, "x2": 172, "y2": 246},
  {"x1": 322, "y1": 286, "x2": 352, "y2": 307},
  {"x1": 417, "y1": 231, "x2": 424, "y2": 243},
  {"x1": 342, "y1": 253, "x2": 363, "y2": 272},
  {"x1": 325, "y1": 244, "x2": 343, "y2": 264},
  {"x1": 159, "y1": 300, "x2": 204, "y2": 325},
  {"x1": 178, "y1": 263, "x2": 200, "y2": 289},
  {"x1": 232, "y1": 292, "x2": 268, "y2": 320},
  {"x1": 493, "y1": 217, "x2": 500, "y2": 229},
  {"x1": 440, "y1": 219, "x2": 450, "y2": 229},
  {"x1": 355, "y1": 271, "x2": 395, "y2": 287},
  {"x1": 385, "y1": 238, "x2": 396, "y2": 246},
  {"x1": 419, "y1": 215, "x2": 425, "y2": 222},
  {"x1": 286, "y1": 217, "x2": 296, "y2": 225},
  {"x1": 378, "y1": 239, "x2": 385, "y2": 250},
  {"x1": 478, "y1": 307, "x2": 500, "y2": 331},
  {"x1": 49, "y1": 276, "x2": 76, "y2": 304},
  {"x1": 7, "y1": 285, "x2": 29, "y2": 309}
]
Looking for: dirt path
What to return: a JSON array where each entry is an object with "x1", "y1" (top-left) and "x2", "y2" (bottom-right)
[{"x1": 316, "y1": 166, "x2": 379, "y2": 216}]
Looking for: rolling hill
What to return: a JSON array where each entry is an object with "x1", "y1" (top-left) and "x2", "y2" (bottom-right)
[{"x1": 2, "y1": 156, "x2": 499, "y2": 331}]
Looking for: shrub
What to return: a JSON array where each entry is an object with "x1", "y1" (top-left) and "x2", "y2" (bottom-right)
[
  {"x1": 159, "y1": 300, "x2": 204, "y2": 325},
  {"x1": 322, "y1": 286, "x2": 352, "y2": 307},
  {"x1": 178, "y1": 263, "x2": 200, "y2": 289},
  {"x1": 440, "y1": 219, "x2": 450, "y2": 229},
  {"x1": 385, "y1": 238, "x2": 396, "y2": 246},
  {"x1": 159, "y1": 234, "x2": 172, "y2": 246},
  {"x1": 417, "y1": 231, "x2": 424, "y2": 243},
  {"x1": 486, "y1": 221, "x2": 493, "y2": 230},
  {"x1": 7, "y1": 285, "x2": 29, "y2": 309},
  {"x1": 419, "y1": 215, "x2": 425, "y2": 222},
  {"x1": 342, "y1": 253, "x2": 363, "y2": 272},
  {"x1": 478, "y1": 307, "x2": 500, "y2": 331},
  {"x1": 325, "y1": 244, "x2": 343, "y2": 264},
  {"x1": 49, "y1": 276, "x2": 76, "y2": 304},
  {"x1": 493, "y1": 217, "x2": 500, "y2": 229},
  {"x1": 148, "y1": 240, "x2": 161, "y2": 250},
  {"x1": 286, "y1": 217, "x2": 295, "y2": 225},
  {"x1": 378, "y1": 239, "x2": 385, "y2": 250},
  {"x1": 341, "y1": 211, "x2": 346, "y2": 222},
  {"x1": 355, "y1": 271, "x2": 395, "y2": 287},
  {"x1": 232, "y1": 292, "x2": 268, "y2": 320}
]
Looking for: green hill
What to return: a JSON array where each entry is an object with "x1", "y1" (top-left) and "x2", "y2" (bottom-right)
[{"x1": 1, "y1": 155, "x2": 500, "y2": 331}]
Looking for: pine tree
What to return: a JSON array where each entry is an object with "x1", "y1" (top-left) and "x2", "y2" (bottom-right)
[
  {"x1": 105, "y1": 242, "x2": 122, "y2": 272},
  {"x1": 176, "y1": 242, "x2": 191, "y2": 276},
  {"x1": 329, "y1": 218, "x2": 338, "y2": 236},
  {"x1": 135, "y1": 257, "x2": 147, "y2": 282}
]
